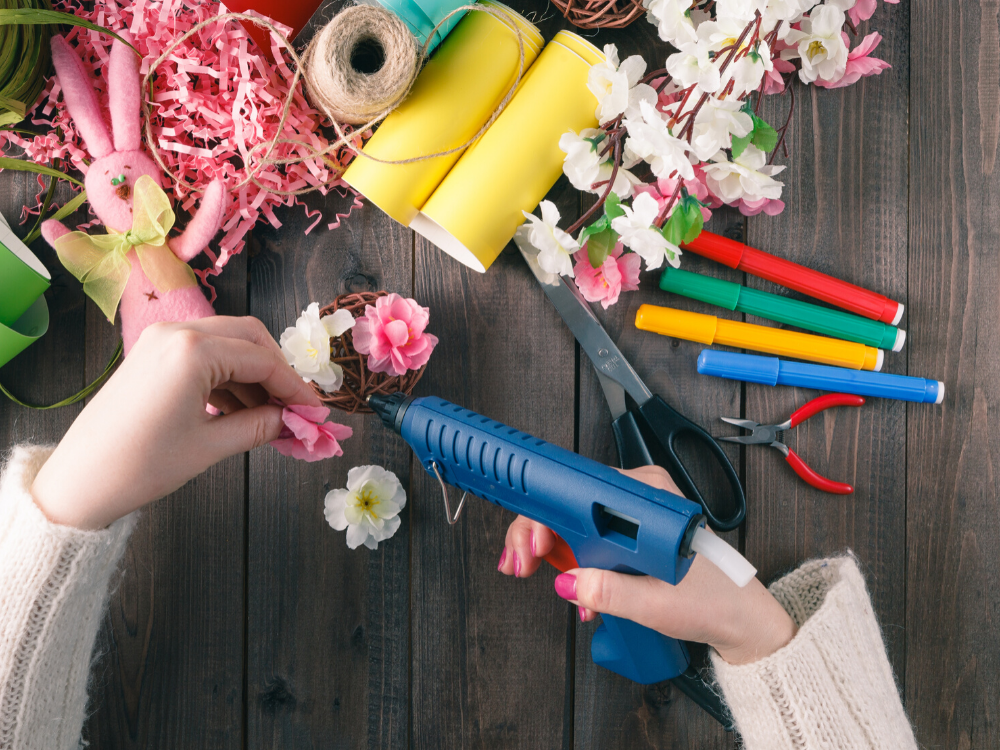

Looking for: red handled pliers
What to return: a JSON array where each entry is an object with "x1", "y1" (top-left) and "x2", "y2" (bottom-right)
[{"x1": 718, "y1": 394, "x2": 865, "y2": 495}]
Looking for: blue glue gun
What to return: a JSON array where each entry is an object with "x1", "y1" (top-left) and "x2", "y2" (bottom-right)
[{"x1": 370, "y1": 393, "x2": 755, "y2": 729}]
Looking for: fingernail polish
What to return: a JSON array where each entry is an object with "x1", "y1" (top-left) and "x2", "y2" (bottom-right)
[
  {"x1": 579, "y1": 606, "x2": 587, "y2": 622},
  {"x1": 530, "y1": 531, "x2": 536, "y2": 558},
  {"x1": 554, "y1": 573, "x2": 577, "y2": 600},
  {"x1": 513, "y1": 551, "x2": 521, "y2": 577},
  {"x1": 498, "y1": 548, "x2": 507, "y2": 571}
]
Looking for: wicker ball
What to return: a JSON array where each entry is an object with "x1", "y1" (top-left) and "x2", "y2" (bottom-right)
[
  {"x1": 310, "y1": 291, "x2": 428, "y2": 414},
  {"x1": 550, "y1": 0, "x2": 645, "y2": 29}
]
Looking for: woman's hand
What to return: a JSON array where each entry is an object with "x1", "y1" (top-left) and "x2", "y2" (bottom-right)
[
  {"x1": 31, "y1": 317, "x2": 320, "y2": 530},
  {"x1": 497, "y1": 465, "x2": 797, "y2": 665}
]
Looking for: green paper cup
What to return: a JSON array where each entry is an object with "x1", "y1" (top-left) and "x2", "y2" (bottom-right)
[{"x1": 0, "y1": 295, "x2": 49, "y2": 370}]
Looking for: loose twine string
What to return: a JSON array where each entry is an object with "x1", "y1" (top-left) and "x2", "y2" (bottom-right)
[{"x1": 140, "y1": 5, "x2": 527, "y2": 198}]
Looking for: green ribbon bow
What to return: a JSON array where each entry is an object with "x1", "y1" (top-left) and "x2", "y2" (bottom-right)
[{"x1": 54, "y1": 175, "x2": 197, "y2": 322}]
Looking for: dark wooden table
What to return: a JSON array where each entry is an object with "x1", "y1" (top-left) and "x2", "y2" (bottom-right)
[{"x1": 1, "y1": 1, "x2": 996, "y2": 747}]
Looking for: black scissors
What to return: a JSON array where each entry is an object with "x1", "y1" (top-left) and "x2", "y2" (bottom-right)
[{"x1": 514, "y1": 235, "x2": 746, "y2": 533}]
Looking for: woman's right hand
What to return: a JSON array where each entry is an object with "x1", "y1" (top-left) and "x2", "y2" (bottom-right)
[{"x1": 497, "y1": 465, "x2": 798, "y2": 665}]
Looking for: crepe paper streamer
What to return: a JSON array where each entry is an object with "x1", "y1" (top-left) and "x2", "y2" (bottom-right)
[
  {"x1": 413, "y1": 30, "x2": 604, "y2": 272},
  {"x1": 302, "y1": 4, "x2": 419, "y2": 125},
  {"x1": 635, "y1": 303, "x2": 885, "y2": 372},
  {"x1": 343, "y1": 1, "x2": 543, "y2": 227},
  {"x1": 1, "y1": 0, "x2": 366, "y2": 292},
  {"x1": 0, "y1": 3, "x2": 133, "y2": 127},
  {"x1": 0, "y1": 208, "x2": 49, "y2": 328},
  {"x1": 1, "y1": 338, "x2": 123, "y2": 409},
  {"x1": 223, "y1": 0, "x2": 324, "y2": 63},
  {"x1": 363, "y1": 0, "x2": 469, "y2": 52}
]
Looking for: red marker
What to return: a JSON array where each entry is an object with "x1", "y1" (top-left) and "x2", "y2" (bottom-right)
[{"x1": 682, "y1": 231, "x2": 904, "y2": 325}]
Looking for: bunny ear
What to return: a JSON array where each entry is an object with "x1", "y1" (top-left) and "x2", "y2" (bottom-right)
[
  {"x1": 108, "y1": 32, "x2": 141, "y2": 152},
  {"x1": 50, "y1": 35, "x2": 113, "y2": 158}
]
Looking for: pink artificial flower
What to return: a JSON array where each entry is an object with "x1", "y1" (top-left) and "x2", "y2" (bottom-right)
[
  {"x1": 736, "y1": 196, "x2": 786, "y2": 217},
  {"x1": 271, "y1": 402, "x2": 353, "y2": 462},
  {"x1": 763, "y1": 58, "x2": 796, "y2": 95},
  {"x1": 573, "y1": 243, "x2": 641, "y2": 309},
  {"x1": 847, "y1": 0, "x2": 897, "y2": 26},
  {"x1": 815, "y1": 33, "x2": 891, "y2": 90},
  {"x1": 352, "y1": 293, "x2": 439, "y2": 376}
]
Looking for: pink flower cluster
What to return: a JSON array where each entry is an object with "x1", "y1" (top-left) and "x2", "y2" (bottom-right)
[
  {"x1": 814, "y1": 33, "x2": 892, "y2": 90},
  {"x1": 573, "y1": 244, "x2": 640, "y2": 309},
  {"x1": 270, "y1": 402, "x2": 353, "y2": 462},
  {"x1": 0, "y1": 0, "x2": 367, "y2": 298},
  {"x1": 353, "y1": 294, "x2": 439, "y2": 377}
]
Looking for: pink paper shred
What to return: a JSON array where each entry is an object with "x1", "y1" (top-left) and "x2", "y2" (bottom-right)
[{"x1": 0, "y1": 0, "x2": 368, "y2": 290}]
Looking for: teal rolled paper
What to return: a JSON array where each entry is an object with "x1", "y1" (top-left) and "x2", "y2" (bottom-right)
[
  {"x1": 660, "y1": 266, "x2": 906, "y2": 352},
  {"x1": 367, "y1": 0, "x2": 468, "y2": 51}
]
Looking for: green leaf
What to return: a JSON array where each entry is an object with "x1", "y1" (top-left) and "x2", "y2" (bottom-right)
[
  {"x1": 603, "y1": 191, "x2": 626, "y2": 221},
  {"x1": 577, "y1": 214, "x2": 609, "y2": 246},
  {"x1": 682, "y1": 201, "x2": 704, "y2": 244},
  {"x1": 662, "y1": 210, "x2": 687, "y2": 247},
  {"x1": 0, "y1": 157, "x2": 83, "y2": 186},
  {"x1": 752, "y1": 118, "x2": 778, "y2": 153},
  {"x1": 23, "y1": 189, "x2": 87, "y2": 245},
  {"x1": 0, "y1": 9, "x2": 136, "y2": 50},
  {"x1": 730, "y1": 131, "x2": 752, "y2": 158},
  {"x1": 586, "y1": 227, "x2": 618, "y2": 268}
]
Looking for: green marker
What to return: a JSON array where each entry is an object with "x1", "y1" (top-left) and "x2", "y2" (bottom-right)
[{"x1": 660, "y1": 267, "x2": 905, "y2": 352}]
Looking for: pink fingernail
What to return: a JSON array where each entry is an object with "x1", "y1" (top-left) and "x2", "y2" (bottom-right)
[
  {"x1": 579, "y1": 606, "x2": 587, "y2": 622},
  {"x1": 513, "y1": 551, "x2": 521, "y2": 577},
  {"x1": 498, "y1": 548, "x2": 507, "y2": 571},
  {"x1": 554, "y1": 573, "x2": 577, "y2": 600},
  {"x1": 530, "y1": 531, "x2": 536, "y2": 558}
]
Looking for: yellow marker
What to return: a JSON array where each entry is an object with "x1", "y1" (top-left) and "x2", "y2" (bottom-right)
[{"x1": 635, "y1": 304, "x2": 885, "y2": 371}]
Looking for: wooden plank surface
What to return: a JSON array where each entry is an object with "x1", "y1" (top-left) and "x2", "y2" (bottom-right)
[
  {"x1": 0, "y1": 1, "x2": 997, "y2": 747},
  {"x1": 743, "y1": 0, "x2": 910, "y2": 687},
  {"x1": 906, "y1": 2, "x2": 1000, "y2": 748}
]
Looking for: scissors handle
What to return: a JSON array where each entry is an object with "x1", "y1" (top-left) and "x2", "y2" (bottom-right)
[{"x1": 630, "y1": 396, "x2": 746, "y2": 532}]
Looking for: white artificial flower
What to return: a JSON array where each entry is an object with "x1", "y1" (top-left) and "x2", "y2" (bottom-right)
[
  {"x1": 767, "y1": 0, "x2": 811, "y2": 25},
  {"x1": 644, "y1": 0, "x2": 698, "y2": 46},
  {"x1": 695, "y1": 18, "x2": 773, "y2": 96},
  {"x1": 325, "y1": 465, "x2": 407, "y2": 550},
  {"x1": 690, "y1": 96, "x2": 754, "y2": 161},
  {"x1": 825, "y1": 0, "x2": 857, "y2": 11},
  {"x1": 610, "y1": 192, "x2": 681, "y2": 270},
  {"x1": 280, "y1": 302, "x2": 355, "y2": 391},
  {"x1": 623, "y1": 100, "x2": 695, "y2": 181},
  {"x1": 702, "y1": 145, "x2": 786, "y2": 204},
  {"x1": 727, "y1": 39, "x2": 773, "y2": 96},
  {"x1": 559, "y1": 128, "x2": 642, "y2": 199},
  {"x1": 597, "y1": 162, "x2": 643, "y2": 199},
  {"x1": 665, "y1": 40, "x2": 721, "y2": 94},
  {"x1": 784, "y1": 4, "x2": 850, "y2": 84},
  {"x1": 588, "y1": 44, "x2": 657, "y2": 124},
  {"x1": 714, "y1": 0, "x2": 770, "y2": 22},
  {"x1": 521, "y1": 200, "x2": 579, "y2": 277}
]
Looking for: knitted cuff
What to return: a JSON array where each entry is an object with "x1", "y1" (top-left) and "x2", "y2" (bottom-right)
[
  {"x1": 0, "y1": 445, "x2": 136, "y2": 750},
  {"x1": 711, "y1": 556, "x2": 917, "y2": 750}
]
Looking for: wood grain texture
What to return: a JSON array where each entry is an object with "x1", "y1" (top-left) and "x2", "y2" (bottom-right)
[
  {"x1": 247, "y1": 195, "x2": 412, "y2": 750},
  {"x1": 906, "y1": 2, "x2": 1000, "y2": 748},
  {"x1": 743, "y1": 0, "x2": 910, "y2": 687},
  {"x1": 409, "y1": 170, "x2": 578, "y2": 750},
  {"x1": 83, "y1": 226, "x2": 248, "y2": 750}
]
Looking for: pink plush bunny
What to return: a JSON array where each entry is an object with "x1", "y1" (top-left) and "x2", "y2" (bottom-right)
[{"x1": 41, "y1": 32, "x2": 225, "y2": 355}]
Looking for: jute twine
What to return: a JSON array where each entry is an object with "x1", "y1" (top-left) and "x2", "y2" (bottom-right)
[
  {"x1": 301, "y1": 5, "x2": 417, "y2": 125},
  {"x1": 139, "y1": 5, "x2": 527, "y2": 199},
  {"x1": 311, "y1": 292, "x2": 427, "y2": 414}
]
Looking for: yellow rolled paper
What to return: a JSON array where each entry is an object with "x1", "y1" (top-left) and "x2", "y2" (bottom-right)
[
  {"x1": 342, "y1": 1, "x2": 543, "y2": 226},
  {"x1": 412, "y1": 31, "x2": 604, "y2": 272}
]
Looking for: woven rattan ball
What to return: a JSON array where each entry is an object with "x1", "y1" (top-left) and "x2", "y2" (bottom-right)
[
  {"x1": 550, "y1": 0, "x2": 645, "y2": 29},
  {"x1": 311, "y1": 291, "x2": 428, "y2": 414}
]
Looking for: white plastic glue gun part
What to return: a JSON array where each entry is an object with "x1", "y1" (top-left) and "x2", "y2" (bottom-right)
[
  {"x1": 891, "y1": 303, "x2": 904, "y2": 326},
  {"x1": 875, "y1": 349, "x2": 884, "y2": 372},
  {"x1": 935, "y1": 381, "x2": 945, "y2": 404},
  {"x1": 893, "y1": 329, "x2": 906, "y2": 352},
  {"x1": 690, "y1": 527, "x2": 756, "y2": 588}
]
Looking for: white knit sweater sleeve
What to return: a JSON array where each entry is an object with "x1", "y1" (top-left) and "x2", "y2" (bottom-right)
[
  {"x1": 0, "y1": 445, "x2": 135, "y2": 750},
  {"x1": 712, "y1": 555, "x2": 917, "y2": 750}
]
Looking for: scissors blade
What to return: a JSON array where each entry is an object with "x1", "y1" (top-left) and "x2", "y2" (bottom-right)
[{"x1": 515, "y1": 230, "x2": 653, "y2": 408}]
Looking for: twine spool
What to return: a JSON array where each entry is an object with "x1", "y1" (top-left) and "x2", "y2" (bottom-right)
[
  {"x1": 302, "y1": 5, "x2": 419, "y2": 125},
  {"x1": 310, "y1": 292, "x2": 428, "y2": 414}
]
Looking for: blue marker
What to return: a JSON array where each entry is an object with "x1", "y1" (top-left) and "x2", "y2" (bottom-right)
[{"x1": 697, "y1": 350, "x2": 944, "y2": 405}]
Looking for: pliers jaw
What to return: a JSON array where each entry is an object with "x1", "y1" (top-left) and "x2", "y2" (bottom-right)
[{"x1": 718, "y1": 417, "x2": 783, "y2": 446}]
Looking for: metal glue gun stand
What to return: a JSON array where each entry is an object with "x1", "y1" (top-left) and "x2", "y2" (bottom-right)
[
  {"x1": 514, "y1": 234, "x2": 747, "y2": 534},
  {"x1": 515, "y1": 233, "x2": 746, "y2": 730}
]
